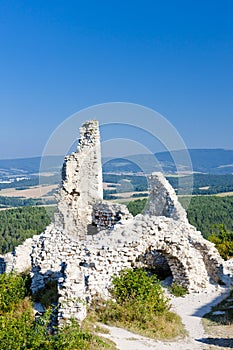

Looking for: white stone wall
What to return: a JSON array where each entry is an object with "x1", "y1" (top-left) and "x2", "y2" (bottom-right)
[
  {"x1": 0, "y1": 235, "x2": 38, "y2": 274},
  {"x1": 146, "y1": 172, "x2": 188, "y2": 222},
  {"x1": 30, "y1": 214, "x2": 224, "y2": 322},
  {"x1": 28, "y1": 120, "x2": 226, "y2": 324},
  {"x1": 55, "y1": 120, "x2": 103, "y2": 240}
]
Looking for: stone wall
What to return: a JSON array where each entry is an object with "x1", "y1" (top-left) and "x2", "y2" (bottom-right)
[
  {"x1": 28, "y1": 119, "x2": 227, "y2": 324},
  {"x1": 92, "y1": 201, "x2": 133, "y2": 231},
  {"x1": 30, "y1": 213, "x2": 224, "y2": 323},
  {"x1": 0, "y1": 236, "x2": 38, "y2": 274},
  {"x1": 55, "y1": 120, "x2": 103, "y2": 240},
  {"x1": 145, "y1": 172, "x2": 188, "y2": 222}
]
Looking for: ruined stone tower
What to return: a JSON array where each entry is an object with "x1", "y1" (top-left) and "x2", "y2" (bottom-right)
[
  {"x1": 55, "y1": 120, "x2": 103, "y2": 240},
  {"x1": 29, "y1": 119, "x2": 226, "y2": 324}
]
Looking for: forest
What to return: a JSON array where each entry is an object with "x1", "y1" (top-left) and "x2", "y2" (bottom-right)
[
  {"x1": 0, "y1": 195, "x2": 233, "y2": 259},
  {"x1": 103, "y1": 173, "x2": 233, "y2": 196},
  {"x1": 0, "y1": 195, "x2": 56, "y2": 208},
  {"x1": 0, "y1": 207, "x2": 54, "y2": 254},
  {"x1": 179, "y1": 196, "x2": 233, "y2": 237},
  {"x1": 0, "y1": 196, "x2": 42, "y2": 208}
]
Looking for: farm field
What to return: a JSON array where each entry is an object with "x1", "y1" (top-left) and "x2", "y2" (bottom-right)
[{"x1": 0, "y1": 184, "x2": 58, "y2": 198}]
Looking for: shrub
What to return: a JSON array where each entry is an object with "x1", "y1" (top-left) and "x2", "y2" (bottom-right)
[
  {"x1": 0, "y1": 307, "x2": 109, "y2": 350},
  {"x1": 111, "y1": 268, "x2": 168, "y2": 313},
  {"x1": 0, "y1": 272, "x2": 29, "y2": 313},
  {"x1": 0, "y1": 273, "x2": 113, "y2": 349},
  {"x1": 93, "y1": 268, "x2": 186, "y2": 339},
  {"x1": 169, "y1": 282, "x2": 187, "y2": 297},
  {"x1": 127, "y1": 199, "x2": 147, "y2": 216}
]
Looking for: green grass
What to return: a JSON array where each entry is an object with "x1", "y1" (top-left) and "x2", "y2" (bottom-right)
[{"x1": 169, "y1": 282, "x2": 188, "y2": 297}]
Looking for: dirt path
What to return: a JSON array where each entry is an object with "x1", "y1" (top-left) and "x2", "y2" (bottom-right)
[{"x1": 100, "y1": 286, "x2": 231, "y2": 350}]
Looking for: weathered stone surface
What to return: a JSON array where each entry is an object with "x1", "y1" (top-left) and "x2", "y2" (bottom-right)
[
  {"x1": 145, "y1": 172, "x2": 188, "y2": 222},
  {"x1": 0, "y1": 236, "x2": 38, "y2": 274},
  {"x1": 92, "y1": 201, "x2": 133, "y2": 231},
  {"x1": 55, "y1": 120, "x2": 103, "y2": 240}
]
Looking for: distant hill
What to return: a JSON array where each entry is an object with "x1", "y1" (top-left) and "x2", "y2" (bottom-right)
[
  {"x1": 103, "y1": 149, "x2": 233, "y2": 174},
  {"x1": 159, "y1": 149, "x2": 233, "y2": 174},
  {"x1": 0, "y1": 156, "x2": 63, "y2": 178},
  {"x1": 0, "y1": 149, "x2": 233, "y2": 179}
]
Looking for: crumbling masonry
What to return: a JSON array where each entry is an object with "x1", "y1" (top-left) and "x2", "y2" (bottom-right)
[{"x1": 29, "y1": 120, "x2": 225, "y2": 324}]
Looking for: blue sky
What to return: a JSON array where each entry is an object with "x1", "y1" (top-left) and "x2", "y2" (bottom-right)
[{"x1": 0, "y1": 0, "x2": 232, "y2": 158}]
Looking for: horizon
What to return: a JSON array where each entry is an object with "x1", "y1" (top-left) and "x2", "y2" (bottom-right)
[{"x1": 0, "y1": 147, "x2": 233, "y2": 162}]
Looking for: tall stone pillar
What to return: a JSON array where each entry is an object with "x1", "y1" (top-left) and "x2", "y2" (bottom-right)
[{"x1": 55, "y1": 120, "x2": 103, "y2": 240}]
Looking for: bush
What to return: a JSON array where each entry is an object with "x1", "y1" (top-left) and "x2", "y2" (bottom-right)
[
  {"x1": 208, "y1": 225, "x2": 233, "y2": 260},
  {"x1": 0, "y1": 273, "x2": 113, "y2": 350},
  {"x1": 169, "y1": 282, "x2": 187, "y2": 297},
  {"x1": 111, "y1": 268, "x2": 168, "y2": 313},
  {"x1": 0, "y1": 272, "x2": 29, "y2": 313},
  {"x1": 93, "y1": 268, "x2": 186, "y2": 339},
  {"x1": 0, "y1": 307, "x2": 107, "y2": 350},
  {"x1": 127, "y1": 199, "x2": 147, "y2": 216}
]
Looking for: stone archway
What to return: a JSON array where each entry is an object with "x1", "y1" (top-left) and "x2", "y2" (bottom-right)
[
  {"x1": 131, "y1": 242, "x2": 195, "y2": 290},
  {"x1": 135, "y1": 249, "x2": 172, "y2": 281}
]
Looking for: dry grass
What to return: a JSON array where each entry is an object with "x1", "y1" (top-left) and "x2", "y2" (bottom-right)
[
  {"x1": 82, "y1": 313, "x2": 117, "y2": 350},
  {"x1": 89, "y1": 300, "x2": 187, "y2": 341},
  {"x1": 0, "y1": 184, "x2": 58, "y2": 198},
  {"x1": 215, "y1": 191, "x2": 233, "y2": 197},
  {"x1": 15, "y1": 297, "x2": 34, "y2": 318},
  {"x1": 108, "y1": 311, "x2": 186, "y2": 340}
]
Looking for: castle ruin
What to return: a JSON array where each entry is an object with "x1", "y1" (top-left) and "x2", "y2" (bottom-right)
[
  {"x1": 0, "y1": 119, "x2": 230, "y2": 325},
  {"x1": 28, "y1": 119, "x2": 226, "y2": 324}
]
